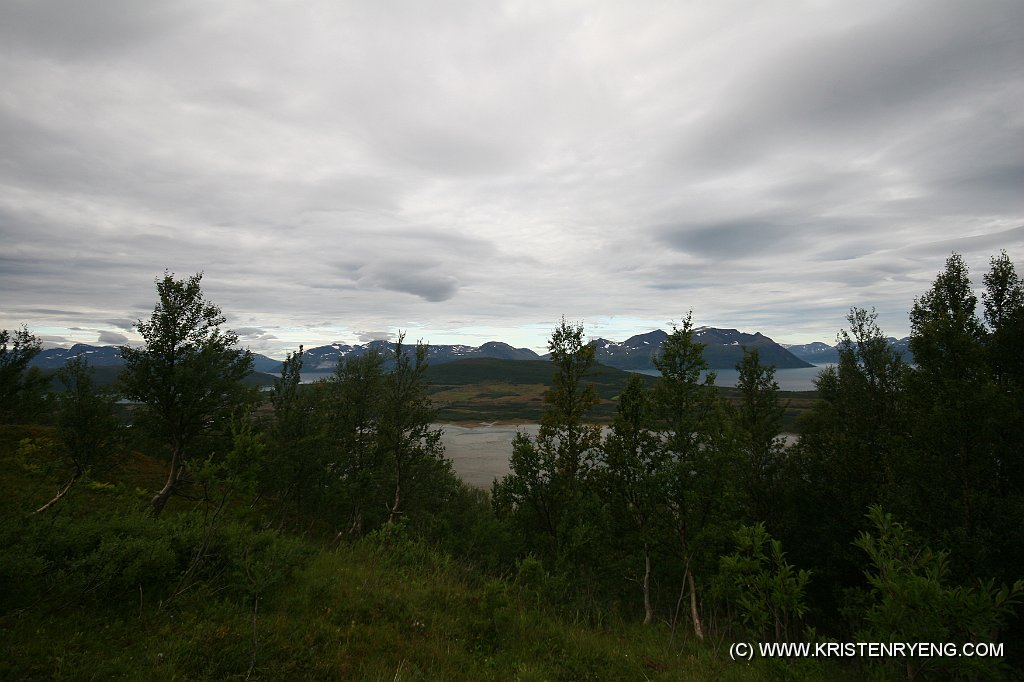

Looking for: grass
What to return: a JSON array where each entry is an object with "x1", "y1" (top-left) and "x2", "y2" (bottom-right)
[
  {"x1": 1, "y1": 540, "x2": 818, "y2": 680},
  {"x1": 0, "y1": 422, "x2": 861, "y2": 681}
]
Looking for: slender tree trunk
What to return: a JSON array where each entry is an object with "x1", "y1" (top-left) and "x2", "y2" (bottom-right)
[
  {"x1": 336, "y1": 510, "x2": 364, "y2": 541},
  {"x1": 677, "y1": 526, "x2": 704, "y2": 639},
  {"x1": 349, "y1": 509, "x2": 364, "y2": 537},
  {"x1": 151, "y1": 445, "x2": 184, "y2": 517},
  {"x1": 387, "y1": 479, "x2": 402, "y2": 525},
  {"x1": 642, "y1": 543, "x2": 654, "y2": 625},
  {"x1": 687, "y1": 568, "x2": 704, "y2": 640},
  {"x1": 34, "y1": 471, "x2": 82, "y2": 514}
]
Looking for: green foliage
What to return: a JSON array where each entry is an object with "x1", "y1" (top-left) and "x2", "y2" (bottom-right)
[
  {"x1": 910, "y1": 253, "x2": 987, "y2": 383},
  {"x1": 733, "y1": 348, "x2": 787, "y2": 527},
  {"x1": 796, "y1": 308, "x2": 906, "y2": 514},
  {"x1": 983, "y1": 250, "x2": 1024, "y2": 386},
  {"x1": 493, "y1": 318, "x2": 602, "y2": 563},
  {"x1": 55, "y1": 356, "x2": 121, "y2": 472},
  {"x1": 716, "y1": 523, "x2": 810, "y2": 643},
  {"x1": 0, "y1": 504, "x2": 307, "y2": 614},
  {"x1": 30, "y1": 356, "x2": 125, "y2": 513},
  {"x1": 783, "y1": 308, "x2": 908, "y2": 621},
  {"x1": 654, "y1": 312, "x2": 718, "y2": 455},
  {"x1": 539, "y1": 317, "x2": 603, "y2": 492},
  {"x1": 8, "y1": 252, "x2": 1024, "y2": 678},
  {"x1": 0, "y1": 325, "x2": 49, "y2": 423},
  {"x1": 0, "y1": 419, "x2": 860, "y2": 681},
  {"x1": 901, "y1": 254, "x2": 1020, "y2": 582},
  {"x1": 492, "y1": 430, "x2": 558, "y2": 556},
  {"x1": 979, "y1": 252, "x2": 1024, "y2": 585},
  {"x1": 259, "y1": 335, "x2": 458, "y2": 539},
  {"x1": 598, "y1": 372, "x2": 667, "y2": 623},
  {"x1": 653, "y1": 313, "x2": 741, "y2": 637},
  {"x1": 15, "y1": 435, "x2": 54, "y2": 474},
  {"x1": 470, "y1": 579, "x2": 513, "y2": 653},
  {"x1": 194, "y1": 414, "x2": 265, "y2": 507},
  {"x1": 321, "y1": 348, "x2": 386, "y2": 534},
  {"x1": 853, "y1": 506, "x2": 1022, "y2": 680},
  {"x1": 378, "y1": 334, "x2": 446, "y2": 525},
  {"x1": 119, "y1": 271, "x2": 254, "y2": 515},
  {"x1": 260, "y1": 346, "x2": 337, "y2": 527}
]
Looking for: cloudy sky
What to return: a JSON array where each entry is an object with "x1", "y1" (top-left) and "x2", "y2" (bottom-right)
[{"x1": 2, "y1": 1, "x2": 1022, "y2": 357}]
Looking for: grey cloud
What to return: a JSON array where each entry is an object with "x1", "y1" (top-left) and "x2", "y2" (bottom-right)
[
  {"x1": 898, "y1": 225, "x2": 1024, "y2": 259},
  {"x1": 374, "y1": 269, "x2": 461, "y2": 303},
  {"x1": 356, "y1": 331, "x2": 395, "y2": 343},
  {"x1": 389, "y1": 125, "x2": 525, "y2": 177},
  {"x1": 672, "y1": 1, "x2": 1023, "y2": 174},
  {"x1": 646, "y1": 281, "x2": 703, "y2": 292},
  {"x1": 20, "y1": 308, "x2": 93, "y2": 318},
  {"x1": 234, "y1": 327, "x2": 266, "y2": 337},
  {"x1": 0, "y1": 1, "x2": 197, "y2": 61},
  {"x1": 924, "y1": 163, "x2": 1024, "y2": 214},
  {"x1": 1, "y1": 2, "x2": 1021, "y2": 353},
  {"x1": 655, "y1": 219, "x2": 807, "y2": 259},
  {"x1": 39, "y1": 335, "x2": 68, "y2": 344},
  {"x1": 98, "y1": 330, "x2": 129, "y2": 345}
]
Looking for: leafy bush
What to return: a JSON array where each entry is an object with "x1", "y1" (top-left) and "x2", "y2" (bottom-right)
[
  {"x1": 0, "y1": 506, "x2": 309, "y2": 614},
  {"x1": 853, "y1": 505, "x2": 1023, "y2": 680},
  {"x1": 715, "y1": 522, "x2": 810, "y2": 643}
]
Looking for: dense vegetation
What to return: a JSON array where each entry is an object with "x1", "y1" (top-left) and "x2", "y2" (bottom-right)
[{"x1": 1, "y1": 254, "x2": 1022, "y2": 679}]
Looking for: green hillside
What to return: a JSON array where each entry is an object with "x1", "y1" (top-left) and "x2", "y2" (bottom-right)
[
  {"x1": 425, "y1": 358, "x2": 814, "y2": 429},
  {"x1": 38, "y1": 366, "x2": 278, "y2": 392},
  {"x1": 425, "y1": 358, "x2": 657, "y2": 422},
  {"x1": 0, "y1": 423, "x2": 826, "y2": 681}
]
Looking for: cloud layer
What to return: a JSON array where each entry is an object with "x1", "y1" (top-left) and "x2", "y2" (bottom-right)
[{"x1": 2, "y1": 1, "x2": 1022, "y2": 355}]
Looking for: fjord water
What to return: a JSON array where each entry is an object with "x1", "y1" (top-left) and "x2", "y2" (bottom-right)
[
  {"x1": 633, "y1": 364, "x2": 830, "y2": 392},
  {"x1": 436, "y1": 365, "x2": 827, "y2": 487}
]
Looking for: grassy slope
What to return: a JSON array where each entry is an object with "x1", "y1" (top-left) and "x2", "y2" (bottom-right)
[{"x1": 0, "y1": 423, "x2": 845, "y2": 681}]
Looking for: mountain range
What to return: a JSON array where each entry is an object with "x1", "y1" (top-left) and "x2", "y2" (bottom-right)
[
  {"x1": 294, "y1": 340, "x2": 541, "y2": 372},
  {"x1": 783, "y1": 337, "x2": 913, "y2": 364},
  {"x1": 591, "y1": 328, "x2": 813, "y2": 370},
  {"x1": 31, "y1": 327, "x2": 820, "y2": 374}
]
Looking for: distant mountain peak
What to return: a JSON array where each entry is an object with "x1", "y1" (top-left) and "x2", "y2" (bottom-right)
[
  {"x1": 30, "y1": 325, "x2": 828, "y2": 374},
  {"x1": 784, "y1": 337, "x2": 913, "y2": 364},
  {"x1": 586, "y1": 328, "x2": 812, "y2": 370}
]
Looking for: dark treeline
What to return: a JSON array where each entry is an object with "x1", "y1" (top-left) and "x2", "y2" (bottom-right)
[
  {"x1": 1, "y1": 252, "x2": 1022, "y2": 679},
  {"x1": 492, "y1": 252, "x2": 1024, "y2": 680}
]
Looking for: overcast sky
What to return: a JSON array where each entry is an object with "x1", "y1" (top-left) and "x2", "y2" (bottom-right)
[{"x1": 2, "y1": 1, "x2": 1022, "y2": 357}]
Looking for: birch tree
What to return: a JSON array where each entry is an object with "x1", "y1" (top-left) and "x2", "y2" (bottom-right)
[
  {"x1": 378, "y1": 334, "x2": 444, "y2": 525},
  {"x1": 35, "y1": 356, "x2": 121, "y2": 513},
  {"x1": 600, "y1": 372, "x2": 665, "y2": 624},
  {"x1": 120, "y1": 272, "x2": 253, "y2": 516},
  {"x1": 654, "y1": 312, "x2": 736, "y2": 640},
  {"x1": 492, "y1": 318, "x2": 602, "y2": 562}
]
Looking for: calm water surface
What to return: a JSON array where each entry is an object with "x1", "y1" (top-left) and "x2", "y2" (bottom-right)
[{"x1": 633, "y1": 364, "x2": 830, "y2": 391}]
